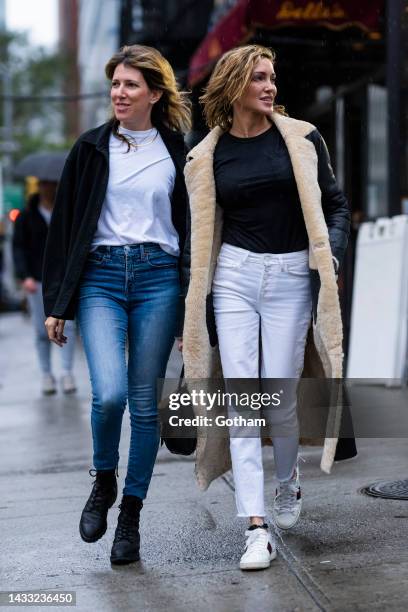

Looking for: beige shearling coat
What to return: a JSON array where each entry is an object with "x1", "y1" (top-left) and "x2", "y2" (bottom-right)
[{"x1": 182, "y1": 111, "x2": 346, "y2": 490}]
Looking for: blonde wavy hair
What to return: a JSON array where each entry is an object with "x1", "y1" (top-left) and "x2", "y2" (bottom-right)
[
  {"x1": 105, "y1": 45, "x2": 191, "y2": 142},
  {"x1": 200, "y1": 45, "x2": 286, "y2": 131}
]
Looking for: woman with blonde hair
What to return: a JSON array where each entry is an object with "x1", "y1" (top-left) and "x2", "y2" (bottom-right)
[
  {"x1": 182, "y1": 44, "x2": 351, "y2": 570},
  {"x1": 42, "y1": 45, "x2": 191, "y2": 565}
]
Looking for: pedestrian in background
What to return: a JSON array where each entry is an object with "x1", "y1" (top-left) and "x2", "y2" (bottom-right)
[
  {"x1": 12, "y1": 181, "x2": 77, "y2": 395},
  {"x1": 42, "y1": 45, "x2": 190, "y2": 565},
  {"x1": 182, "y1": 45, "x2": 351, "y2": 571}
]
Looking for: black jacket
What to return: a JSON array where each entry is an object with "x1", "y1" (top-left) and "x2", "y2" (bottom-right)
[
  {"x1": 306, "y1": 129, "x2": 350, "y2": 324},
  {"x1": 306, "y1": 129, "x2": 350, "y2": 267},
  {"x1": 13, "y1": 194, "x2": 49, "y2": 281},
  {"x1": 42, "y1": 120, "x2": 190, "y2": 321}
]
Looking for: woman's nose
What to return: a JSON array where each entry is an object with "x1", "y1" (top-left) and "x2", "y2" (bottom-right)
[{"x1": 114, "y1": 85, "x2": 125, "y2": 97}]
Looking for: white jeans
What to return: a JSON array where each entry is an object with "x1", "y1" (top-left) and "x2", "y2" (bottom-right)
[{"x1": 212, "y1": 243, "x2": 312, "y2": 517}]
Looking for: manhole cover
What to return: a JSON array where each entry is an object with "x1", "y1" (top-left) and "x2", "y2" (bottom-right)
[{"x1": 362, "y1": 479, "x2": 408, "y2": 500}]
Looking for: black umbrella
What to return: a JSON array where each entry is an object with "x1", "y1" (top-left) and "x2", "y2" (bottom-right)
[{"x1": 14, "y1": 151, "x2": 69, "y2": 182}]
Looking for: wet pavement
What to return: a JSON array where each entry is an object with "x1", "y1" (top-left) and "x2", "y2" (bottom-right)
[{"x1": 1, "y1": 311, "x2": 408, "y2": 612}]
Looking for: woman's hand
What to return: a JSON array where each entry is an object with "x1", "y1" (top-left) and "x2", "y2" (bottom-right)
[
  {"x1": 22, "y1": 277, "x2": 38, "y2": 293},
  {"x1": 45, "y1": 317, "x2": 67, "y2": 347},
  {"x1": 176, "y1": 337, "x2": 183, "y2": 352}
]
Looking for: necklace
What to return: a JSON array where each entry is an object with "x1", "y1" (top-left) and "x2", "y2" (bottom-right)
[
  {"x1": 230, "y1": 124, "x2": 271, "y2": 138},
  {"x1": 123, "y1": 129, "x2": 159, "y2": 150}
]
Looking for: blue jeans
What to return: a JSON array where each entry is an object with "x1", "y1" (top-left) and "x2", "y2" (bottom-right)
[
  {"x1": 77, "y1": 244, "x2": 180, "y2": 499},
  {"x1": 27, "y1": 283, "x2": 76, "y2": 375}
]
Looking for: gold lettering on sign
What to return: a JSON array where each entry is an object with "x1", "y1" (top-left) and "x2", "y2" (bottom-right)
[{"x1": 277, "y1": 1, "x2": 347, "y2": 21}]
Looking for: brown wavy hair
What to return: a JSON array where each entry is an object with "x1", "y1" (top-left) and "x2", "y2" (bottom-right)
[
  {"x1": 200, "y1": 45, "x2": 287, "y2": 131},
  {"x1": 105, "y1": 45, "x2": 191, "y2": 147}
]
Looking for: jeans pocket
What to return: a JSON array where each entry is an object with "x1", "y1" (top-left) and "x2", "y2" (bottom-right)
[
  {"x1": 217, "y1": 249, "x2": 248, "y2": 269},
  {"x1": 286, "y1": 262, "x2": 309, "y2": 277},
  {"x1": 217, "y1": 258, "x2": 240, "y2": 269},
  {"x1": 146, "y1": 250, "x2": 178, "y2": 269},
  {"x1": 87, "y1": 251, "x2": 106, "y2": 265}
]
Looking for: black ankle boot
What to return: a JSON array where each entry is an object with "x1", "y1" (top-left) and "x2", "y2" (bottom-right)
[
  {"x1": 79, "y1": 469, "x2": 117, "y2": 543},
  {"x1": 110, "y1": 495, "x2": 143, "y2": 565}
]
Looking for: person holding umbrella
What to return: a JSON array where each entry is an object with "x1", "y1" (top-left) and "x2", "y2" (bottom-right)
[{"x1": 12, "y1": 156, "x2": 77, "y2": 395}]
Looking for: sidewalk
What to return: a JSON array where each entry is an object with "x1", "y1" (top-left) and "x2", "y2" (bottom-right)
[{"x1": 1, "y1": 312, "x2": 408, "y2": 612}]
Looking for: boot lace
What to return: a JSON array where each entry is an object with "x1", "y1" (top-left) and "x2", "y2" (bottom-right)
[
  {"x1": 115, "y1": 506, "x2": 140, "y2": 543},
  {"x1": 85, "y1": 469, "x2": 114, "y2": 513}
]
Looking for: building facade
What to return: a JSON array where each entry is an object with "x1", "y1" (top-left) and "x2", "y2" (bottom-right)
[
  {"x1": 77, "y1": 0, "x2": 120, "y2": 131},
  {"x1": 59, "y1": 0, "x2": 80, "y2": 138},
  {"x1": 120, "y1": 0, "x2": 213, "y2": 78},
  {"x1": 0, "y1": 0, "x2": 5, "y2": 31}
]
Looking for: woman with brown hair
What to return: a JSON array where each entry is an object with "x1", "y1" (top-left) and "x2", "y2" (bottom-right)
[
  {"x1": 182, "y1": 44, "x2": 351, "y2": 570},
  {"x1": 42, "y1": 45, "x2": 191, "y2": 565}
]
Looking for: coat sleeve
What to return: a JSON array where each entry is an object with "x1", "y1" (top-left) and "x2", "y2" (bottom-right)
[
  {"x1": 42, "y1": 141, "x2": 80, "y2": 318},
  {"x1": 175, "y1": 143, "x2": 191, "y2": 338},
  {"x1": 308, "y1": 129, "x2": 351, "y2": 271},
  {"x1": 180, "y1": 202, "x2": 191, "y2": 298},
  {"x1": 12, "y1": 212, "x2": 30, "y2": 280}
]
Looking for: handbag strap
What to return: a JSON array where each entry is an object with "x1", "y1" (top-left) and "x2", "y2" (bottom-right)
[{"x1": 177, "y1": 365, "x2": 185, "y2": 391}]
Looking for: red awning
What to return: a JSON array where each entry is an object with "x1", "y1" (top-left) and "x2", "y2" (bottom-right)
[
  {"x1": 188, "y1": 0, "x2": 252, "y2": 87},
  {"x1": 188, "y1": 0, "x2": 384, "y2": 86}
]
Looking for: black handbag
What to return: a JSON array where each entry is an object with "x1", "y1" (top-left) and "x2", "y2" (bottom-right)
[{"x1": 160, "y1": 366, "x2": 197, "y2": 456}]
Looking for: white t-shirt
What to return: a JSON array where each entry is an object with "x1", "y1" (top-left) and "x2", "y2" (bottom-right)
[{"x1": 92, "y1": 126, "x2": 179, "y2": 256}]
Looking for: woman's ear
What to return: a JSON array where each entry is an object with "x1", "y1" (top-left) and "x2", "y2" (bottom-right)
[{"x1": 150, "y1": 90, "x2": 163, "y2": 105}]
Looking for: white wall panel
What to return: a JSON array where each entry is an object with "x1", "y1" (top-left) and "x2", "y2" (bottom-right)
[{"x1": 347, "y1": 215, "x2": 408, "y2": 383}]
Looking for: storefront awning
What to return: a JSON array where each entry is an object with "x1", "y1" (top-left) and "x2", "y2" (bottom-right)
[
  {"x1": 188, "y1": 0, "x2": 384, "y2": 86},
  {"x1": 188, "y1": 0, "x2": 253, "y2": 87}
]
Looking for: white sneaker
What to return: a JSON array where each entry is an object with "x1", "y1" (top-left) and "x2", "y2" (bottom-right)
[
  {"x1": 240, "y1": 524, "x2": 276, "y2": 570},
  {"x1": 61, "y1": 373, "x2": 77, "y2": 394},
  {"x1": 42, "y1": 374, "x2": 56, "y2": 395},
  {"x1": 273, "y1": 466, "x2": 302, "y2": 530}
]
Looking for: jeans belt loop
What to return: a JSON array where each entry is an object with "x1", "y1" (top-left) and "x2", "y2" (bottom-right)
[{"x1": 140, "y1": 243, "x2": 146, "y2": 261}]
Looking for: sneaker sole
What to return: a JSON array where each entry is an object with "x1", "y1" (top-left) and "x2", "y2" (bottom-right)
[
  {"x1": 240, "y1": 551, "x2": 276, "y2": 570},
  {"x1": 273, "y1": 507, "x2": 302, "y2": 530}
]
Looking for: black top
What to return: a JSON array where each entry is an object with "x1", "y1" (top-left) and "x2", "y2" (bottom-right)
[
  {"x1": 214, "y1": 124, "x2": 308, "y2": 253},
  {"x1": 12, "y1": 194, "x2": 48, "y2": 281}
]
